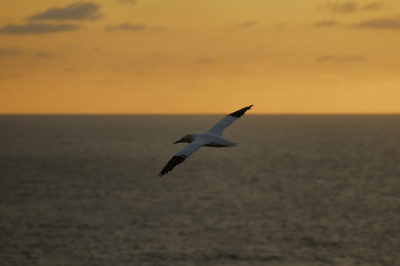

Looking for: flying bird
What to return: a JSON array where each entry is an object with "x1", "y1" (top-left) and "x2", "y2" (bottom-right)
[{"x1": 158, "y1": 104, "x2": 253, "y2": 177}]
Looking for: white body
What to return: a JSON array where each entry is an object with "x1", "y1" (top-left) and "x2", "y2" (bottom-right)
[{"x1": 195, "y1": 133, "x2": 237, "y2": 147}]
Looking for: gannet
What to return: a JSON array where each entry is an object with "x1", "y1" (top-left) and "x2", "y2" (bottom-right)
[{"x1": 158, "y1": 104, "x2": 253, "y2": 177}]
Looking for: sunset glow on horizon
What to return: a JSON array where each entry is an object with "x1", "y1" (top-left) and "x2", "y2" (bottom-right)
[{"x1": 1, "y1": 0, "x2": 399, "y2": 114}]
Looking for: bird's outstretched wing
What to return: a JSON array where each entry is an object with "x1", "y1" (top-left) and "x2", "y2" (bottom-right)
[
  {"x1": 158, "y1": 142, "x2": 203, "y2": 177},
  {"x1": 206, "y1": 104, "x2": 253, "y2": 136}
]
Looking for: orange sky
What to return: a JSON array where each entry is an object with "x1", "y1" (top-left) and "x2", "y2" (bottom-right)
[{"x1": 0, "y1": 0, "x2": 399, "y2": 114}]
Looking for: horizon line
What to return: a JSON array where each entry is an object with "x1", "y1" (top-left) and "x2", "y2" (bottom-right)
[{"x1": 1, "y1": 112, "x2": 399, "y2": 115}]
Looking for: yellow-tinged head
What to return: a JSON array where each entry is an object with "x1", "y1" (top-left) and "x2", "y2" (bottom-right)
[{"x1": 173, "y1": 134, "x2": 194, "y2": 144}]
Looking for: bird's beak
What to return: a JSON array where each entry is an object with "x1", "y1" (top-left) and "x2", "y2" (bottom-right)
[{"x1": 173, "y1": 138, "x2": 184, "y2": 144}]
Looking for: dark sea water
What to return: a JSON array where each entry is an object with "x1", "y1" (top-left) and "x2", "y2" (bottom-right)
[{"x1": 1, "y1": 115, "x2": 399, "y2": 266}]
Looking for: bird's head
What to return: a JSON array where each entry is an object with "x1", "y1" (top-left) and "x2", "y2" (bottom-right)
[{"x1": 173, "y1": 134, "x2": 193, "y2": 144}]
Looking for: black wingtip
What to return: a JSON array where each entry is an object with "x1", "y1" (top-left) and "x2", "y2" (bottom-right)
[
  {"x1": 157, "y1": 155, "x2": 187, "y2": 177},
  {"x1": 228, "y1": 104, "x2": 253, "y2": 118}
]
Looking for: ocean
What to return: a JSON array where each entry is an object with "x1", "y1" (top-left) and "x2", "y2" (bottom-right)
[{"x1": 0, "y1": 115, "x2": 399, "y2": 266}]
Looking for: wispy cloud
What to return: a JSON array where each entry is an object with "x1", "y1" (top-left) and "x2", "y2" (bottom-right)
[
  {"x1": 274, "y1": 21, "x2": 288, "y2": 28},
  {"x1": 223, "y1": 21, "x2": 259, "y2": 31},
  {"x1": 105, "y1": 23, "x2": 166, "y2": 32},
  {"x1": 0, "y1": 23, "x2": 79, "y2": 35},
  {"x1": 320, "y1": 2, "x2": 384, "y2": 13},
  {"x1": 351, "y1": 16, "x2": 400, "y2": 29},
  {"x1": 363, "y1": 2, "x2": 384, "y2": 10},
  {"x1": 105, "y1": 23, "x2": 145, "y2": 32},
  {"x1": 117, "y1": 0, "x2": 137, "y2": 4},
  {"x1": 237, "y1": 21, "x2": 258, "y2": 28},
  {"x1": 0, "y1": 47, "x2": 22, "y2": 57},
  {"x1": 34, "y1": 51, "x2": 57, "y2": 58},
  {"x1": 314, "y1": 20, "x2": 338, "y2": 27},
  {"x1": 317, "y1": 54, "x2": 366, "y2": 63},
  {"x1": 322, "y1": 2, "x2": 358, "y2": 14},
  {"x1": 27, "y1": 2, "x2": 103, "y2": 21}
]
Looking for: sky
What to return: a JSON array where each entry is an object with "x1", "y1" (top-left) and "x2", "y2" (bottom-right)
[{"x1": 0, "y1": 0, "x2": 399, "y2": 114}]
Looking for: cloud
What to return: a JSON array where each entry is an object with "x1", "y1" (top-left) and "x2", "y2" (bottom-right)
[
  {"x1": 0, "y1": 47, "x2": 22, "y2": 57},
  {"x1": 363, "y1": 2, "x2": 383, "y2": 10},
  {"x1": 237, "y1": 21, "x2": 258, "y2": 28},
  {"x1": 117, "y1": 0, "x2": 137, "y2": 4},
  {"x1": 274, "y1": 21, "x2": 288, "y2": 28},
  {"x1": 105, "y1": 23, "x2": 166, "y2": 32},
  {"x1": 317, "y1": 55, "x2": 335, "y2": 62},
  {"x1": 320, "y1": 2, "x2": 383, "y2": 13},
  {"x1": 27, "y1": 2, "x2": 103, "y2": 21},
  {"x1": 223, "y1": 21, "x2": 259, "y2": 31},
  {"x1": 314, "y1": 20, "x2": 338, "y2": 27},
  {"x1": 321, "y1": 2, "x2": 358, "y2": 13},
  {"x1": 317, "y1": 54, "x2": 365, "y2": 63},
  {"x1": 351, "y1": 16, "x2": 400, "y2": 29},
  {"x1": 105, "y1": 23, "x2": 145, "y2": 31},
  {"x1": 35, "y1": 51, "x2": 57, "y2": 58},
  {"x1": 0, "y1": 23, "x2": 79, "y2": 34}
]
